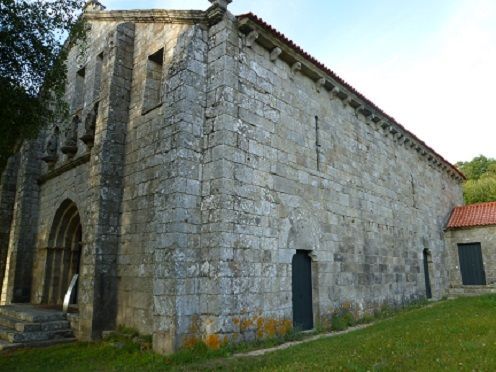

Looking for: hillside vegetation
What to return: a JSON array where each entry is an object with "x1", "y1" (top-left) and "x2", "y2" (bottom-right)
[{"x1": 456, "y1": 155, "x2": 496, "y2": 204}]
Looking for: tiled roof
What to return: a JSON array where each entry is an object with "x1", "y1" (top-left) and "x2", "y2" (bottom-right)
[
  {"x1": 446, "y1": 202, "x2": 496, "y2": 229},
  {"x1": 236, "y1": 13, "x2": 465, "y2": 180}
]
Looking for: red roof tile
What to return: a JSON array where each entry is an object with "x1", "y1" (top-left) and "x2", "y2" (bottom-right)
[
  {"x1": 236, "y1": 13, "x2": 465, "y2": 180},
  {"x1": 446, "y1": 202, "x2": 496, "y2": 229}
]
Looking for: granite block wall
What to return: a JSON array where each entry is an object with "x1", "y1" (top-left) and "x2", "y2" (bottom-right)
[
  {"x1": 118, "y1": 20, "x2": 207, "y2": 352},
  {"x1": 0, "y1": 140, "x2": 42, "y2": 304},
  {"x1": 186, "y1": 12, "x2": 463, "y2": 345},
  {"x1": 0, "y1": 155, "x2": 19, "y2": 297}
]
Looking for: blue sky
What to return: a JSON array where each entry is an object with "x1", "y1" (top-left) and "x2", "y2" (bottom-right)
[{"x1": 104, "y1": 0, "x2": 496, "y2": 163}]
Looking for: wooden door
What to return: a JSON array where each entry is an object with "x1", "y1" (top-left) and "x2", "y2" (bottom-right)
[
  {"x1": 458, "y1": 243, "x2": 486, "y2": 285},
  {"x1": 423, "y1": 249, "x2": 432, "y2": 299},
  {"x1": 292, "y1": 250, "x2": 313, "y2": 330}
]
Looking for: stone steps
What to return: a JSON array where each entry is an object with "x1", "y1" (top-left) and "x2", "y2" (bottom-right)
[
  {"x1": 0, "y1": 304, "x2": 75, "y2": 351},
  {"x1": 0, "y1": 337, "x2": 76, "y2": 352},
  {"x1": 448, "y1": 285, "x2": 496, "y2": 297},
  {"x1": 0, "y1": 304, "x2": 66, "y2": 322}
]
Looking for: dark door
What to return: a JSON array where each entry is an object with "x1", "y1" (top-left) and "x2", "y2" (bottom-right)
[
  {"x1": 458, "y1": 243, "x2": 486, "y2": 285},
  {"x1": 423, "y1": 249, "x2": 432, "y2": 299},
  {"x1": 292, "y1": 250, "x2": 313, "y2": 330}
]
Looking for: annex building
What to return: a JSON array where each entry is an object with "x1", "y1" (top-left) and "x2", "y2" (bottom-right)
[
  {"x1": 445, "y1": 202, "x2": 496, "y2": 296},
  {"x1": 0, "y1": 0, "x2": 466, "y2": 353}
]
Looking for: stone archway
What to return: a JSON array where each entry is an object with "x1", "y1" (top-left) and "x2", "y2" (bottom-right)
[{"x1": 43, "y1": 199, "x2": 82, "y2": 305}]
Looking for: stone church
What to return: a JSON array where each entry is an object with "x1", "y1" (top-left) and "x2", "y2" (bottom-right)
[{"x1": 0, "y1": 0, "x2": 465, "y2": 353}]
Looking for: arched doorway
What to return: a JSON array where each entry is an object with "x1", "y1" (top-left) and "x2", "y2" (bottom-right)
[{"x1": 43, "y1": 199, "x2": 82, "y2": 306}]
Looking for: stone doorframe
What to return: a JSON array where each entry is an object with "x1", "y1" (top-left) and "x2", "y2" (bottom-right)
[{"x1": 42, "y1": 199, "x2": 82, "y2": 306}]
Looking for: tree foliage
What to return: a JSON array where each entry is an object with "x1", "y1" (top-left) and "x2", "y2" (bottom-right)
[
  {"x1": 456, "y1": 155, "x2": 496, "y2": 204},
  {"x1": 0, "y1": 0, "x2": 86, "y2": 171}
]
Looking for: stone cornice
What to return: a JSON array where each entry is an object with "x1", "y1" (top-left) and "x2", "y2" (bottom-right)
[
  {"x1": 84, "y1": 9, "x2": 206, "y2": 24},
  {"x1": 237, "y1": 14, "x2": 465, "y2": 182}
]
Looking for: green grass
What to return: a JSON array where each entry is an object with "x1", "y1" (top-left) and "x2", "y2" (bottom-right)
[{"x1": 2, "y1": 296, "x2": 496, "y2": 371}]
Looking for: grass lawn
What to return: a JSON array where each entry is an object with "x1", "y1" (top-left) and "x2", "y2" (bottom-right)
[{"x1": 1, "y1": 295, "x2": 496, "y2": 371}]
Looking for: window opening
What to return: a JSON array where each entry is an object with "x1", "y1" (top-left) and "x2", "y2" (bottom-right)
[
  {"x1": 93, "y1": 52, "x2": 103, "y2": 100},
  {"x1": 142, "y1": 48, "x2": 164, "y2": 113},
  {"x1": 73, "y1": 67, "x2": 86, "y2": 110}
]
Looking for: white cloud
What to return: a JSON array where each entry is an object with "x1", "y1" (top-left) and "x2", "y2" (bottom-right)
[{"x1": 329, "y1": 0, "x2": 496, "y2": 163}]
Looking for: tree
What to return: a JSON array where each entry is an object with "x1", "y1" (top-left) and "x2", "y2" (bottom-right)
[
  {"x1": 456, "y1": 155, "x2": 496, "y2": 204},
  {"x1": 456, "y1": 155, "x2": 496, "y2": 180},
  {"x1": 0, "y1": 0, "x2": 86, "y2": 171}
]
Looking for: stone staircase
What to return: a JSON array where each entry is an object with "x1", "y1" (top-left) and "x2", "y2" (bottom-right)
[{"x1": 0, "y1": 304, "x2": 76, "y2": 351}]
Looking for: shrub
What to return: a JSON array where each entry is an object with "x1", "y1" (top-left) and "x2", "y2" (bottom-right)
[{"x1": 331, "y1": 309, "x2": 355, "y2": 331}]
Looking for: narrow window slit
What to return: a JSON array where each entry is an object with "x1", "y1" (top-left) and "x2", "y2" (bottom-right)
[
  {"x1": 411, "y1": 174, "x2": 416, "y2": 208},
  {"x1": 315, "y1": 115, "x2": 320, "y2": 171}
]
